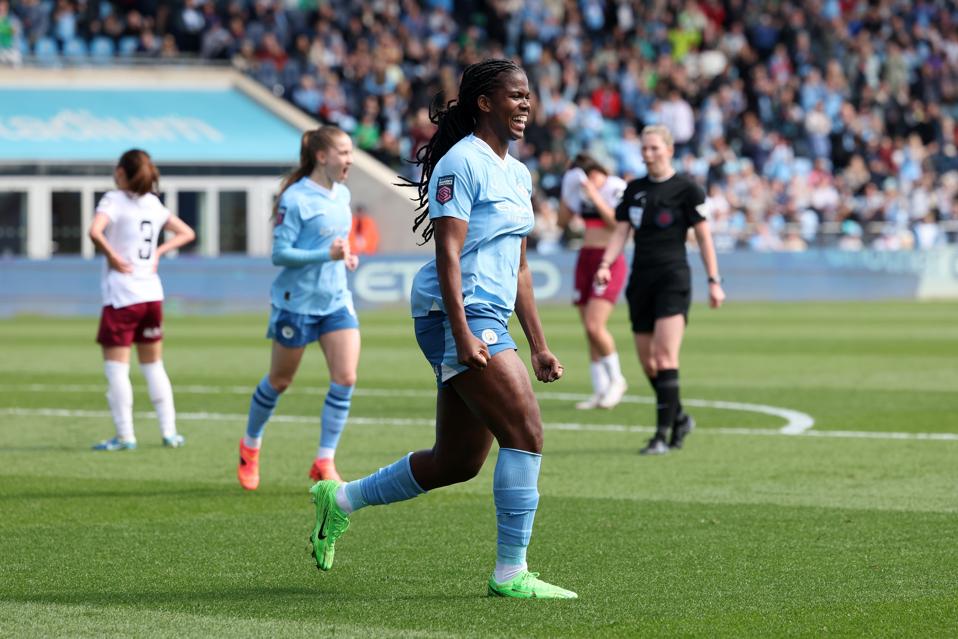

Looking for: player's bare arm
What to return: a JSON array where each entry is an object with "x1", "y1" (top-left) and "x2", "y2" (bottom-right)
[
  {"x1": 88, "y1": 212, "x2": 132, "y2": 273},
  {"x1": 514, "y1": 238, "x2": 563, "y2": 383},
  {"x1": 693, "y1": 220, "x2": 725, "y2": 309},
  {"x1": 434, "y1": 216, "x2": 489, "y2": 370}
]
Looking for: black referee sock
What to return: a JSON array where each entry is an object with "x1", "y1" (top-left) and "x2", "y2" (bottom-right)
[
  {"x1": 648, "y1": 373, "x2": 686, "y2": 426},
  {"x1": 654, "y1": 369, "x2": 680, "y2": 441}
]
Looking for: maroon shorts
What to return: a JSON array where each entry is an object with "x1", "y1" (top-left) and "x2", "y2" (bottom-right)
[
  {"x1": 96, "y1": 301, "x2": 164, "y2": 347},
  {"x1": 573, "y1": 248, "x2": 627, "y2": 306}
]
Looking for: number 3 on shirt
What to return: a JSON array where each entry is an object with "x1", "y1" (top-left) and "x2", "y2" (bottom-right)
[{"x1": 139, "y1": 220, "x2": 154, "y2": 260}]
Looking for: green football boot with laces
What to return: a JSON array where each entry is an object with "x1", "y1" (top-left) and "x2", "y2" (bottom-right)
[
  {"x1": 308, "y1": 480, "x2": 350, "y2": 571},
  {"x1": 487, "y1": 570, "x2": 578, "y2": 599}
]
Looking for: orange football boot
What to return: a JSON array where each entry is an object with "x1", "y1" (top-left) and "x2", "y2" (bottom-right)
[
  {"x1": 237, "y1": 439, "x2": 261, "y2": 490},
  {"x1": 309, "y1": 457, "x2": 342, "y2": 482}
]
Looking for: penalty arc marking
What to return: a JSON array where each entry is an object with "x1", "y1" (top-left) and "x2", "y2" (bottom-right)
[
  {"x1": 0, "y1": 407, "x2": 956, "y2": 441},
  {"x1": 1, "y1": 383, "x2": 813, "y2": 433}
]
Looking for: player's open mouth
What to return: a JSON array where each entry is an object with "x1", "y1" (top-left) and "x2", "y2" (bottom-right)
[{"x1": 511, "y1": 115, "x2": 527, "y2": 131}]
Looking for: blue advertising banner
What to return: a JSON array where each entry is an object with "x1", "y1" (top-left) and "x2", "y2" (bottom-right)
[
  {"x1": 0, "y1": 88, "x2": 302, "y2": 163},
  {"x1": 1, "y1": 248, "x2": 957, "y2": 317}
]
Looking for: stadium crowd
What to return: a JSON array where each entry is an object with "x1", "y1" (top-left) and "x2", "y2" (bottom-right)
[{"x1": 3, "y1": 0, "x2": 957, "y2": 251}]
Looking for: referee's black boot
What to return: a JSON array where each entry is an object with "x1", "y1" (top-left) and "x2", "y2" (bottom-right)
[
  {"x1": 639, "y1": 437, "x2": 669, "y2": 455},
  {"x1": 669, "y1": 414, "x2": 696, "y2": 450}
]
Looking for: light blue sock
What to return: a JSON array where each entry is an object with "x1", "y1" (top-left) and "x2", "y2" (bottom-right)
[
  {"x1": 319, "y1": 382, "x2": 353, "y2": 451},
  {"x1": 493, "y1": 448, "x2": 542, "y2": 567},
  {"x1": 245, "y1": 375, "x2": 280, "y2": 440},
  {"x1": 343, "y1": 453, "x2": 425, "y2": 512}
]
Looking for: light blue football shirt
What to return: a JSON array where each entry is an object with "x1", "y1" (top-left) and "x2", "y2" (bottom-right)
[
  {"x1": 270, "y1": 177, "x2": 354, "y2": 316},
  {"x1": 410, "y1": 134, "x2": 535, "y2": 322}
]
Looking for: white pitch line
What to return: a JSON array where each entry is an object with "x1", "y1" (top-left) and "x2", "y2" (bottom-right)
[
  {"x1": 1, "y1": 407, "x2": 956, "y2": 442},
  {"x1": 0, "y1": 383, "x2": 816, "y2": 434}
]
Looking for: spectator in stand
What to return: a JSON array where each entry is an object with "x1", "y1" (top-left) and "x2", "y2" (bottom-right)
[
  {"x1": 349, "y1": 204, "x2": 380, "y2": 255},
  {"x1": 0, "y1": 0, "x2": 22, "y2": 66},
  {"x1": 656, "y1": 88, "x2": 696, "y2": 158},
  {"x1": 13, "y1": 0, "x2": 957, "y2": 251}
]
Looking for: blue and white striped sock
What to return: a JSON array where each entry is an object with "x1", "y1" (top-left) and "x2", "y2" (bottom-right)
[
  {"x1": 493, "y1": 448, "x2": 541, "y2": 582},
  {"x1": 317, "y1": 382, "x2": 353, "y2": 458},
  {"x1": 244, "y1": 375, "x2": 280, "y2": 448}
]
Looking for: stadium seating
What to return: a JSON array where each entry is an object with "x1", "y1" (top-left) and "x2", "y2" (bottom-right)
[
  {"x1": 61, "y1": 38, "x2": 87, "y2": 61},
  {"x1": 89, "y1": 36, "x2": 115, "y2": 63},
  {"x1": 7, "y1": 0, "x2": 956, "y2": 250},
  {"x1": 32, "y1": 37, "x2": 60, "y2": 67},
  {"x1": 117, "y1": 36, "x2": 139, "y2": 58}
]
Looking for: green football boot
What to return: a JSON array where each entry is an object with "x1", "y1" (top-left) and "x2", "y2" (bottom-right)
[
  {"x1": 308, "y1": 480, "x2": 350, "y2": 571},
  {"x1": 487, "y1": 570, "x2": 578, "y2": 599}
]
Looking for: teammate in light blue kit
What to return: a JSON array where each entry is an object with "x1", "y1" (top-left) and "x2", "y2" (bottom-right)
[
  {"x1": 308, "y1": 60, "x2": 577, "y2": 599},
  {"x1": 237, "y1": 126, "x2": 361, "y2": 490}
]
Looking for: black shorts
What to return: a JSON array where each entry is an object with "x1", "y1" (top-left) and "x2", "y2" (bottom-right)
[{"x1": 625, "y1": 265, "x2": 691, "y2": 333}]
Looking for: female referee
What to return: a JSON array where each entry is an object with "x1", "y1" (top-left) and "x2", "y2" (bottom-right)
[
  {"x1": 307, "y1": 59, "x2": 577, "y2": 599},
  {"x1": 595, "y1": 125, "x2": 726, "y2": 455},
  {"x1": 236, "y1": 126, "x2": 360, "y2": 490}
]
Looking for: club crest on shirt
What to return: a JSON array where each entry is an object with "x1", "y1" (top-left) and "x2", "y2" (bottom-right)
[
  {"x1": 436, "y1": 175, "x2": 455, "y2": 205},
  {"x1": 275, "y1": 206, "x2": 286, "y2": 226},
  {"x1": 655, "y1": 210, "x2": 675, "y2": 227}
]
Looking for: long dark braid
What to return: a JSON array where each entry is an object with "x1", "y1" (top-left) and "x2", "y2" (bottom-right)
[{"x1": 397, "y1": 59, "x2": 523, "y2": 244}]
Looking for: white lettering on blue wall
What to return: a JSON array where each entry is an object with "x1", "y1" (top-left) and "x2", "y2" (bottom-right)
[{"x1": 0, "y1": 110, "x2": 225, "y2": 143}]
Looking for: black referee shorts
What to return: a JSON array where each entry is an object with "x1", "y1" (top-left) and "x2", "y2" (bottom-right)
[{"x1": 625, "y1": 265, "x2": 691, "y2": 333}]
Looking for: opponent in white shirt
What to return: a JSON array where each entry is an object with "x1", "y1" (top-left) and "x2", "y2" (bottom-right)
[
  {"x1": 88, "y1": 149, "x2": 195, "y2": 452},
  {"x1": 558, "y1": 154, "x2": 629, "y2": 410}
]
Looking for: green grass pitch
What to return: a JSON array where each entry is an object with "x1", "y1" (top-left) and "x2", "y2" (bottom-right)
[{"x1": 1, "y1": 301, "x2": 956, "y2": 637}]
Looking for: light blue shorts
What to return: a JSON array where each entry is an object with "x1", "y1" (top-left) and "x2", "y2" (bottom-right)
[
  {"x1": 267, "y1": 305, "x2": 359, "y2": 348},
  {"x1": 414, "y1": 308, "x2": 516, "y2": 388}
]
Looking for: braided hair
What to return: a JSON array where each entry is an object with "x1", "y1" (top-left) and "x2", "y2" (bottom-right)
[{"x1": 398, "y1": 59, "x2": 523, "y2": 244}]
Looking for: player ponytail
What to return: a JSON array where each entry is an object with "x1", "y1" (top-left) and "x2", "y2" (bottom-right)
[
  {"x1": 398, "y1": 58, "x2": 523, "y2": 244},
  {"x1": 274, "y1": 126, "x2": 344, "y2": 218},
  {"x1": 117, "y1": 149, "x2": 159, "y2": 196}
]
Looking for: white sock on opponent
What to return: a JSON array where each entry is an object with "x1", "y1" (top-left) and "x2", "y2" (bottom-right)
[
  {"x1": 589, "y1": 361, "x2": 610, "y2": 396},
  {"x1": 600, "y1": 351, "x2": 623, "y2": 382},
  {"x1": 140, "y1": 360, "x2": 177, "y2": 439},
  {"x1": 317, "y1": 446, "x2": 336, "y2": 460},
  {"x1": 104, "y1": 360, "x2": 135, "y2": 441}
]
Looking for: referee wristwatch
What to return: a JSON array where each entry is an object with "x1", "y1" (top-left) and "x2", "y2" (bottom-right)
[{"x1": 707, "y1": 275, "x2": 723, "y2": 284}]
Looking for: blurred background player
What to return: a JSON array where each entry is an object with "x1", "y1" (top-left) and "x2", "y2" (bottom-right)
[
  {"x1": 308, "y1": 59, "x2": 577, "y2": 599},
  {"x1": 237, "y1": 126, "x2": 360, "y2": 490},
  {"x1": 596, "y1": 125, "x2": 726, "y2": 455},
  {"x1": 558, "y1": 153, "x2": 629, "y2": 410},
  {"x1": 89, "y1": 149, "x2": 196, "y2": 451}
]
